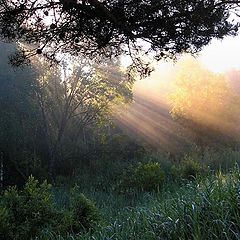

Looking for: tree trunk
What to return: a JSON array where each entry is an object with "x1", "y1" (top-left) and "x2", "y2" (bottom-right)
[
  {"x1": 48, "y1": 125, "x2": 66, "y2": 184},
  {"x1": 49, "y1": 149, "x2": 56, "y2": 185},
  {"x1": 0, "y1": 151, "x2": 3, "y2": 190}
]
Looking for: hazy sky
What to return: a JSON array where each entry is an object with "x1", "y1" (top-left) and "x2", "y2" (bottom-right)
[
  {"x1": 121, "y1": 33, "x2": 240, "y2": 75},
  {"x1": 132, "y1": 33, "x2": 240, "y2": 95},
  {"x1": 199, "y1": 34, "x2": 240, "y2": 73}
]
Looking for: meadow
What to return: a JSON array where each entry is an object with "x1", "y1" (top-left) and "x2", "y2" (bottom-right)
[{"x1": 1, "y1": 149, "x2": 240, "y2": 240}]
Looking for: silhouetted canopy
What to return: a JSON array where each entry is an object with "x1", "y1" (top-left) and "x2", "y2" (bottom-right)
[{"x1": 0, "y1": 0, "x2": 239, "y2": 75}]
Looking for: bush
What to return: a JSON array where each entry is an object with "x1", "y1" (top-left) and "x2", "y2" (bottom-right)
[
  {"x1": 172, "y1": 156, "x2": 207, "y2": 181},
  {"x1": 0, "y1": 177, "x2": 102, "y2": 240},
  {"x1": 70, "y1": 186, "x2": 102, "y2": 232},
  {"x1": 0, "y1": 176, "x2": 59, "y2": 240},
  {"x1": 118, "y1": 162, "x2": 165, "y2": 192}
]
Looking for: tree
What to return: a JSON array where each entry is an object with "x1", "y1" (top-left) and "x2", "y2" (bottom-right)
[
  {"x1": 36, "y1": 59, "x2": 133, "y2": 181},
  {"x1": 170, "y1": 57, "x2": 240, "y2": 148},
  {"x1": 0, "y1": 41, "x2": 43, "y2": 187},
  {"x1": 0, "y1": 0, "x2": 239, "y2": 76}
]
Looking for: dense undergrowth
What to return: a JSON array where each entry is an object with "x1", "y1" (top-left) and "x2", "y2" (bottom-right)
[
  {"x1": 1, "y1": 148, "x2": 240, "y2": 240},
  {"x1": 0, "y1": 178, "x2": 102, "y2": 240},
  {"x1": 36, "y1": 167, "x2": 240, "y2": 240}
]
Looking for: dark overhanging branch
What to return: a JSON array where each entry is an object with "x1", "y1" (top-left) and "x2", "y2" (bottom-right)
[{"x1": 0, "y1": 0, "x2": 239, "y2": 77}]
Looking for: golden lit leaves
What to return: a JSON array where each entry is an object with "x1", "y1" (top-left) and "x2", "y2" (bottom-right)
[
  {"x1": 170, "y1": 57, "x2": 240, "y2": 145},
  {"x1": 116, "y1": 56, "x2": 240, "y2": 150}
]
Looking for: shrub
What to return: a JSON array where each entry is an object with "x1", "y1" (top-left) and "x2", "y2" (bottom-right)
[
  {"x1": 71, "y1": 191, "x2": 102, "y2": 232},
  {"x1": 118, "y1": 162, "x2": 165, "y2": 192},
  {"x1": 0, "y1": 176, "x2": 59, "y2": 240},
  {"x1": 172, "y1": 156, "x2": 207, "y2": 181},
  {"x1": 0, "y1": 177, "x2": 102, "y2": 240}
]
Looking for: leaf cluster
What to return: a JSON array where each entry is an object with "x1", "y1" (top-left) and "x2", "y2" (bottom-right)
[
  {"x1": 0, "y1": 0, "x2": 238, "y2": 75},
  {"x1": 0, "y1": 177, "x2": 102, "y2": 239}
]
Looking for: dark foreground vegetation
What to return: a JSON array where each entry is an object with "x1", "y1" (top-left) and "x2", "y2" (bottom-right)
[{"x1": 1, "y1": 149, "x2": 240, "y2": 240}]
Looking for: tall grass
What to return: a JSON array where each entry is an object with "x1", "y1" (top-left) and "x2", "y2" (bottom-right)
[{"x1": 37, "y1": 166, "x2": 240, "y2": 240}]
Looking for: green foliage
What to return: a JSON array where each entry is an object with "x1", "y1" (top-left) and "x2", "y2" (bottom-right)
[
  {"x1": 118, "y1": 162, "x2": 165, "y2": 193},
  {"x1": 33, "y1": 168, "x2": 240, "y2": 240},
  {"x1": 70, "y1": 187, "x2": 102, "y2": 232},
  {"x1": 0, "y1": 176, "x2": 57, "y2": 240},
  {"x1": 36, "y1": 60, "x2": 134, "y2": 179},
  {"x1": 0, "y1": 205, "x2": 10, "y2": 236},
  {"x1": 0, "y1": 177, "x2": 102, "y2": 240},
  {"x1": 103, "y1": 133, "x2": 145, "y2": 161},
  {"x1": 0, "y1": 42, "x2": 45, "y2": 185},
  {"x1": 202, "y1": 147, "x2": 240, "y2": 171},
  {"x1": 151, "y1": 169, "x2": 240, "y2": 240},
  {"x1": 0, "y1": 42, "x2": 135, "y2": 185},
  {"x1": 172, "y1": 156, "x2": 207, "y2": 181},
  {"x1": 141, "y1": 152, "x2": 174, "y2": 179},
  {"x1": 169, "y1": 58, "x2": 240, "y2": 148}
]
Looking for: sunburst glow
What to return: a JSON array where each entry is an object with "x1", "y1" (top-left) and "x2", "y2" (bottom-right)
[{"x1": 116, "y1": 46, "x2": 240, "y2": 151}]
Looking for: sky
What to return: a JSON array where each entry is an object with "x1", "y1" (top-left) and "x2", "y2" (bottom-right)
[
  {"x1": 199, "y1": 34, "x2": 240, "y2": 73},
  {"x1": 130, "y1": 33, "x2": 240, "y2": 94},
  {"x1": 121, "y1": 33, "x2": 240, "y2": 76}
]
